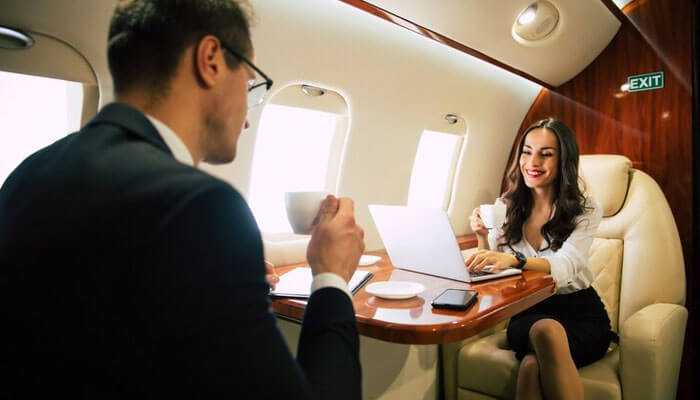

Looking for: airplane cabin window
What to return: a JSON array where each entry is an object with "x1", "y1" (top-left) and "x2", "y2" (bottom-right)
[
  {"x1": 407, "y1": 130, "x2": 464, "y2": 210},
  {"x1": 248, "y1": 85, "x2": 349, "y2": 233},
  {"x1": 0, "y1": 70, "x2": 83, "y2": 186}
]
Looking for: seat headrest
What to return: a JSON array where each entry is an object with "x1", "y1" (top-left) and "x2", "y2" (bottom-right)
[{"x1": 579, "y1": 155, "x2": 632, "y2": 217}]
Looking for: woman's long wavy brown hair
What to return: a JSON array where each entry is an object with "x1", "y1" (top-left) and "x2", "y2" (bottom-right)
[{"x1": 499, "y1": 118, "x2": 589, "y2": 252}]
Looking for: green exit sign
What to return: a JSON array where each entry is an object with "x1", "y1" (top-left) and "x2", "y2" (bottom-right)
[{"x1": 627, "y1": 71, "x2": 664, "y2": 92}]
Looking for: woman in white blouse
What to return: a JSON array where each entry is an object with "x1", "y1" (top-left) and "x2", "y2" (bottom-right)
[{"x1": 466, "y1": 118, "x2": 612, "y2": 400}]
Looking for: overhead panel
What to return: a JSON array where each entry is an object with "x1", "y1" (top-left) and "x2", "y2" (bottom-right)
[{"x1": 363, "y1": 0, "x2": 621, "y2": 87}]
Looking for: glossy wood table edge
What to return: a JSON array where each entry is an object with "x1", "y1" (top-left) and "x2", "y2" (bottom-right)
[
  {"x1": 456, "y1": 234, "x2": 478, "y2": 250},
  {"x1": 271, "y1": 235, "x2": 556, "y2": 344}
]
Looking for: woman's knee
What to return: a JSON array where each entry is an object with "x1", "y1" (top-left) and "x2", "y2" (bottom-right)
[{"x1": 528, "y1": 319, "x2": 567, "y2": 352}]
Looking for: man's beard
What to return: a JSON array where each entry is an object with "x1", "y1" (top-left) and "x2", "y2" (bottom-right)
[{"x1": 201, "y1": 113, "x2": 236, "y2": 164}]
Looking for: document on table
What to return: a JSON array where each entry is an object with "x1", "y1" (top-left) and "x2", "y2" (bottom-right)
[{"x1": 270, "y1": 267, "x2": 373, "y2": 299}]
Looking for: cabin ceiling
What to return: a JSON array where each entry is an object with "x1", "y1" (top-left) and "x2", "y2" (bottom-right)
[
  {"x1": 0, "y1": 0, "x2": 112, "y2": 90},
  {"x1": 362, "y1": 0, "x2": 622, "y2": 87},
  {"x1": 0, "y1": 1, "x2": 622, "y2": 91}
]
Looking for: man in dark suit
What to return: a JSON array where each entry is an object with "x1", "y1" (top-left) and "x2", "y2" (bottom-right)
[{"x1": 0, "y1": 1, "x2": 365, "y2": 398}]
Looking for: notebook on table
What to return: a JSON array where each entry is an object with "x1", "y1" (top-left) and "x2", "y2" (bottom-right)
[{"x1": 270, "y1": 267, "x2": 373, "y2": 299}]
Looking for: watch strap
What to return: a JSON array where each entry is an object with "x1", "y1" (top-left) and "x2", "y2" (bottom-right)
[{"x1": 513, "y1": 251, "x2": 527, "y2": 270}]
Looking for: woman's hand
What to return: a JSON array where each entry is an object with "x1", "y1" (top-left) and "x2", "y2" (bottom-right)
[
  {"x1": 469, "y1": 207, "x2": 489, "y2": 237},
  {"x1": 465, "y1": 249, "x2": 517, "y2": 273}
]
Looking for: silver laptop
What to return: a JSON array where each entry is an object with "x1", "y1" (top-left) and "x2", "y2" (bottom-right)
[{"x1": 368, "y1": 205, "x2": 522, "y2": 283}]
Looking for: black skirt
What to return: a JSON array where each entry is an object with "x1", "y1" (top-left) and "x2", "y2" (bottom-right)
[{"x1": 506, "y1": 286, "x2": 614, "y2": 368}]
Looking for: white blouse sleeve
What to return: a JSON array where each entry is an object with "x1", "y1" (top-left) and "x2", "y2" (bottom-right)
[{"x1": 541, "y1": 199, "x2": 603, "y2": 289}]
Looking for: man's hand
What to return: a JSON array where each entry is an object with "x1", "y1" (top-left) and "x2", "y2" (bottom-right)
[
  {"x1": 265, "y1": 261, "x2": 279, "y2": 290},
  {"x1": 306, "y1": 195, "x2": 365, "y2": 283}
]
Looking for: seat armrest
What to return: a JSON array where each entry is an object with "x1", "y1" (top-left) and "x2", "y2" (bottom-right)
[{"x1": 620, "y1": 303, "x2": 688, "y2": 400}]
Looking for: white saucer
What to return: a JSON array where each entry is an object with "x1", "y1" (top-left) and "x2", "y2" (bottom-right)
[
  {"x1": 359, "y1": 255, "x2": 382, "y2": 266},
  {"x1": 365, "y1": 281, "x2": 425, "y2": 300}
]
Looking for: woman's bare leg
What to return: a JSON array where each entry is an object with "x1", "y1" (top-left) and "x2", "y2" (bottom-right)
[
  {"x1": 528, "y1": 319, "x2": 583, "y2": 400},
  {"x1": 516, "y1": 354, "x2": 543, "y2": 400}
]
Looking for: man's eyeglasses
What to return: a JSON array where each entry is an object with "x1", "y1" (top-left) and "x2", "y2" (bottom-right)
[{"x1": 221, "y1": 42, "x2": 273, "y2": 109}]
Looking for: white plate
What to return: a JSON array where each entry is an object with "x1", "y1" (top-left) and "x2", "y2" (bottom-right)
[
  {"x1": 359, "y1": 255, "x2": 382, "y2": 266},
  {"x1": 365, "y1": 281, "x2": 425, "y2": 300}
]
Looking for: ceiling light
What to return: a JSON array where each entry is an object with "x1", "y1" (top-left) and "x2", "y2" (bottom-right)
[
  {"x1": 444, "y1": 114, "x2": 462, "y2": 124},
  {"x1": 0, "y1": 25, "x2": 34, "y2": 50},
  {"x1": 301, "y1": 85, "x2": 325, "y2": 97},
  {"x1": 517, "y1": 4, "x2": 538, "y2": 25},
  {"x1": 620, "y1": 83, "x2": 630, "y2": 92},
  {"x1": 512, "y1": 1, "x2": 560, "y2": 43}
]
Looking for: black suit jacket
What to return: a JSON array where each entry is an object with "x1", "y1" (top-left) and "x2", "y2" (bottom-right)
[{"x1": 0, "y1": 103, "x2": 361, "y2": 399}]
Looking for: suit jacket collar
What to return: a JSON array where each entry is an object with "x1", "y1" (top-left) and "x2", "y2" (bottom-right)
[{"x1": 86, "y1": 102, "x2": 172, "y2": 156}]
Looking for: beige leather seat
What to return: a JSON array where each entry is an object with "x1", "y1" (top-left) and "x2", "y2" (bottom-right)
[{"x1": 444, "y1": 155, "x2": 688, "y2": 400}]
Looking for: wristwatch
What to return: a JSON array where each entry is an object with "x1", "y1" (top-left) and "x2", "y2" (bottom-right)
[{"x1": 513, "y1": 251, "x2": 527, "y2": 270}]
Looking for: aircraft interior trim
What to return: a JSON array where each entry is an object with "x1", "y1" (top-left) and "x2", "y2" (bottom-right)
[{"x1": 0, "y1": 0, "x2": 697, "y2": 399}]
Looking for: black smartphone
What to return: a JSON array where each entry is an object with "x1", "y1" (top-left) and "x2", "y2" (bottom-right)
[{"x1": 431, "y1": 289, "x2": 478, "y2": 310}]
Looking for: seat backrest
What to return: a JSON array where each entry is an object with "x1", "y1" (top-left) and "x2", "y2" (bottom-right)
[
  {"x1": 588, "y1": 237, "x2": 624, "y2": 331},
  {"x1": 579, "y1": 155, "x2": 685, "y2": 331}
]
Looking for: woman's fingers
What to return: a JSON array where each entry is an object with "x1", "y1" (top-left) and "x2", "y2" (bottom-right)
[
  {"x1": 466, "y1": 251, "x2": 479, "y2": 269},
  {"x1": 467, "y1": 250, "x2": 487, "y2": 270},
  {"x1": 466, "y1": 249, "x2": 485, "y2": 266},
  {"x1": 473, "y1": 257, "x2": 491, "y2": 273},
  {"x1": 470, "y1": 208, "x2": 487, "y2": 232},
  {"x1": 467, "y1": 256, "x2": 480, "y2": 271},
  {"x1": 468, "y1": 251, "x2": 518, "y2": 273},
  {"x1": 465, "y1": 253, "x2": 475, "y2": 266}
]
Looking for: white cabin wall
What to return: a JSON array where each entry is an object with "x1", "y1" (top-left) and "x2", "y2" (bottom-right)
[
  {"x1": 202, "y1": 0, "x2": 540, "y2": 250},
  {"x1": 200, "y1": 0, "x2": 540, "y2": 249},
  {"x1": 2, "y1": 0, "x2": 541, "y2": 251}
]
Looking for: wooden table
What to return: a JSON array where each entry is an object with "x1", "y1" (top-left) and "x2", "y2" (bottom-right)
[
  {"x1": 271, "y1": 244, "x2": 555, "y2": 345},
  {"x1": 271, "y1": 238, "x2": 556, "y2": 399}
]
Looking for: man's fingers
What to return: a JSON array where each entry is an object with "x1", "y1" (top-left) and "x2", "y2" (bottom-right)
[
  {"x1": 264, "y1": 260, "x2": 278, "y2": 287},
  {"x1": 266, "y1": 273, "x2": 279, "y2": 289},
  {"x1": 335, "y1": 197, "x2": 355, "y2": 219},
  {"x1": 313, "y1": 195, "x2": 339, "y2": 226},
  {"x1": 264, "y1": 260, "x2": 274, "y2": 270}
]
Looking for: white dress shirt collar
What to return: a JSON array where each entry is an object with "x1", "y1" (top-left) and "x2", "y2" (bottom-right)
[{"x1": 145, "y1": 115, "x2": 194, "y2": 167}]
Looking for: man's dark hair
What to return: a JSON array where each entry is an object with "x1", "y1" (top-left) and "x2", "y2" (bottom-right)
[{"x1": 107, "y1": 0, "x2": 252, "y2": 98}]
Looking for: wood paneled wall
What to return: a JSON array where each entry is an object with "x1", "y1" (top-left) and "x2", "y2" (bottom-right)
[
  {"x1": 515, "y1": 2, "x2": 692, "y2": 246},
  {"x1": 511, "y1": 0, "x2": 695, "y2": 398}
]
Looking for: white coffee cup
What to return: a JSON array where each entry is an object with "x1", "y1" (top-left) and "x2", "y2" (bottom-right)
[
  {"x1": 479, "y1": 202, "x2": 506, "y2": 229},
  {"x1": 285, "y1": 191, "x2": 329, "y2": 235}
]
